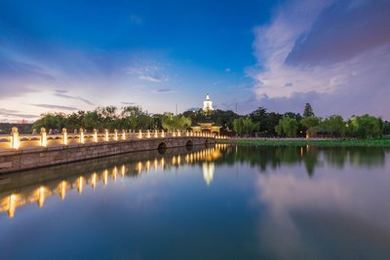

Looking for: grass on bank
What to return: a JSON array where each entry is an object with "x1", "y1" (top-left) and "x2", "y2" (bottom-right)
[{"x1": 219, "y1": 137, "x2": 390, "y2": 147}]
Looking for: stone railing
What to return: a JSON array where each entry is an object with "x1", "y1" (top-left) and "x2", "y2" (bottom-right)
[{"x1": 0, "y1": 127, "x2": 227, "y2": 151}]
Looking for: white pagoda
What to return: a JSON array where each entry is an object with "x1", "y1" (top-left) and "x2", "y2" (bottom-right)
[{"x1": 202, "y1": 93, "x2": 214, "y2": 113}]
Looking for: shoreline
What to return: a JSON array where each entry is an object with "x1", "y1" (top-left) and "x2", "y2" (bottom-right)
[{"x1": 219, "y1": 138, "x2": 390, "y2": 147}]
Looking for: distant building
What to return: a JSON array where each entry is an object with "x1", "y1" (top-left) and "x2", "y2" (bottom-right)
[{"x1": 202, "y1": 93, "x2": 214, "y2": 113}]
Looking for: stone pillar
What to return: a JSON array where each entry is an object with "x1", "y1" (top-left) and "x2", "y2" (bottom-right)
[
  {"x1": 177, "y1": 130, "x2": 181, "y2": 137},
  {"x1": 172, "y1": 130, "x2": 176, "y2": 137},
  {"x1": 93, "y1": 129, "x2": 98, "y2": 142},
  {"x1": 105, "y1": 129, "x2": 109, "y2": 142},
  {"x1": 114, "y1": 129, "x2": 118, "y2": 141},
  {"x1": 122, "y1": 129, "x2": 126, "y2": 140},
  {"x1": 79, "y1": 128, "x2": 85, "y2": 144},
  {"x1": 10, "y1": 127, "x2": 20, "y2": 149},
  {"x1": 40, "y1": 128, "x2": 47, "y2": 147},
  {"x1": 161, "y1": 130, "x2": 165, "y2": 138},
  {"x1": 138, "y1": 130, "x2": 143, "y2": 139},
  {"x1": 62, "y1": 128, "x2": 68, "y2": 145},
  {"x1": 154, "y1": 129, "x2": 158, "y2": 138},
  {"x1": 146, "y1": 130, "x2": 151, "y2": 138}
]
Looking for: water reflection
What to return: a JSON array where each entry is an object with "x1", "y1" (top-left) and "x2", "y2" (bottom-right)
[
  {"x1": 0, "y1": 144, "x2": 229, "y2": 218},
  {"x1": 0, "y1": 144, "x2": 390, "y2": 259}
]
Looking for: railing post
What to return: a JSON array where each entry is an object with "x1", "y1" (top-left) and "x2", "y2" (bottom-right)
[
  {"x1": 93, "y1": 129, "x2": 98, "y2": 142},
  {"x1": 154, "y1": 129, "x2": 158, "y2": 138},
  {"x1": 186, "y1": 130, "x2": 189, "y2": 137},
  {"x1": 114, "y1": 129, "x2": 118, "y2": 141},
  {"x1": 146, "y1": 130, "x2": 151, "y2": 138},
  {"x1": 79, "y1": 128, "x2": 85, "y2": 144},
  {"x1": 40, "y1": 128, "x2": 47, "y2": 147},
  {"x1": 172, "y1": 130, "x2": 176, "y2": 137},
  {"x1": 105, "y1": 129, "x2": 109, "y2": 142},
  {"x1": 10, "y1": 127, "x2": 20, "y2": 149},
  {"x1": 138, "y1": 130, "x2": 143, "y2": 139},
  {"x1": 161, "y1": 130, "x2": 165, "y2": 138},
  {"x1": 122, "y1": 129, "x2": 126, "y2": 140},
  {"x1": 62, "y1": 128, "x2": 68, "y2": 145},
  {"x1": 177, "y1": 130, "x2": 181, "y2": 137}
]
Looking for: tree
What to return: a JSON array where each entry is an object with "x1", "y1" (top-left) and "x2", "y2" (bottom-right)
[
  {"x1": 161, "y1": 113, "x2": 191, "y2": 131},
  {"x1": 275, "y1": 117, "x2": 298, "y2": 137},
  {"x1": 303, "y1": 103, "x2": 315, "y2": 118},
  {"x1": 349, "y1": 115, "x2": 382, "y2": 138},
  {"x1": 301, "y1": 116, "x2": 320, "y2": 138},
  {"x1": 233, "y1": 117, "x2": 259, "y2": 136},
  {"x1": 320, "y1": 115, "x2": 346, "y2": 137}
]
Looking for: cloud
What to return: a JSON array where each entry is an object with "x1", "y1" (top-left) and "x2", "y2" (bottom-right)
[
  {"x1": 54, "y1": 90, "x2": 94, "y2": 105},
  {"x1": 0, "y1": 108, "x2": 39, "y2": 119},
  {"x1": 251, "y1": 0, "x2": 390, "y2": 119},
  {"x1": 31, "y1": 104, "x2": 79, "y2": 111},
  {"x1": 154, "y1": 88, "x2": 173, "y2": 93},
  {"x1": 125, "y1": 64, "x2": 168, "y2": 83},
  {"x1": 139, "y1": 75, "x2": 164, "y2": 83}
]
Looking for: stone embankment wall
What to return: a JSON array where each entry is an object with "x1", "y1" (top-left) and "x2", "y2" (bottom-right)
[{"x1": 0, "y1": 137, "x2": 213, "y2": 173}]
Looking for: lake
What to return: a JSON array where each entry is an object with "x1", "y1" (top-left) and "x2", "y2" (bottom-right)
[{"x1": 1, "y1": 144, "x2": 390, "y2": 259}]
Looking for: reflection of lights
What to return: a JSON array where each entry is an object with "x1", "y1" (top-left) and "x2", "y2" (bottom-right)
[
  {"x1": 77, "y1": 177, "x2": 84, "y2": 194},
  {"x1": 103, "y1": 170, "x2": 108, "y2": 185},
  {"x1": 8, "y1": 194, "x2": 16, "y2": 218},
  {"x1": 37, "y1": 186, "x2": 46, "y2": 208},
  {"x1": 146, "y1": 160, "x2": 151, "y2": 172},
  {"x1": 154, "y1": 158, "x2": 158, "y2": 170},
  {"x1": 113, "y1": 166, "x2": 118, "y2": 181},
  {"x1": 59, "y1": 181, "x2": 67, "y2": 200},
  {"x1": 137, "y1": 161, "x2": 143, "y2": 174},
  {"x1": 172, "y1": 156, "x2": 177, "y2": 165},
  {"x1": 177, "y1": 155, "x2": 181, "y2": 165},
  {"x1": 160, "y1": 158, "x2": 165, "y2": 168},
  {"x1": 203, "y1": 162, "x2": 215, "y2": 186},
  {"x1": 121, "y1": 165, "x2": 126, "y2": 177},
  {"x1": 91, "y1": 173, "x2": 97, "y2": 189}
]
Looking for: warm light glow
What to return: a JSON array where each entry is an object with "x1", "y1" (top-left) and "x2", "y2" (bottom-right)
[
  {"x1": 10, "y1": 127, "x2": 20, "y2": 149},
  {"x1": 103, "y1": 169, "x2": 108, "y2": 185},
  {"x1": 146, "y1": 130, "x2": 151, "y2": 138},
  {"x1": 40, "y1": 128, "x2": 47, "y2": 147},
  {"x1": 7, "y1": 194, "x2": 16, "y2": 218},
  {"x1": 172, "y1": 131, "x2": 176, "y2": 137},
  {"x1": 91, "y1": 173, "x2": 97, "y2": 189},
  {"x1": 121, "y1": 165, "x2": 126, "y2": 177},
  {"x1": 146, "y1": 160, "x2": 151, "y2": 172},
  {"x1": 93, "y1": 129, "x2": 98, "y2": 142},
  {"x1": 37, "y1": 186, "x2": 46, "y2": 208},
  {"x1": 59, "y1": 181, "x2": 67, "y2": 200},
  {"x1": 77, "y1": 176, "x2": 84, "y2": 194},
  {"x1": 62, "y1": 128, "x2": 68, "y2": 145},
  {"x1": 138, "y1": 130, "x2": 143, "y2": 139},
  {"x1": 154, "y1": 158, "x2": 158, "y2": 170},
  {"x1": 80, "y1": 128, "x2": 85, "y2": 144},
  {"x1": 202, "y1": 162, "x2": 215, "y2": 186},
  {"x1": 161, "y1": 130, "x2": 165, "y2": 137},
  {"x1": 122, "y1": 130, "x2": 126, "y2": 140},
  {"x1": 112, "y1": 166, "x2": 118, "y2": 180},
  {"x1": 137, "y1": 161, "x2": 143, "y2": 174},
  {"x1": 105, "y1": 129, "x2": 109, "y2": 142},
  {"x1": 177, "y1": 130, "x2": 181, "y2": 137},
  {"x1": 114, "y1": 129, "x2": 118, "y2": 141},
  {"x1": 154, "y1": 130, "x2": 158, "y2": 138},
  {"x1": 160, "y1": 157, "x2": 165, "y2": 168}
]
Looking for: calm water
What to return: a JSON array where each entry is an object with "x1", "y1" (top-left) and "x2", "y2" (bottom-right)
[{"x1": 1, "y1": 144, "x2": 390, "y2": 259}]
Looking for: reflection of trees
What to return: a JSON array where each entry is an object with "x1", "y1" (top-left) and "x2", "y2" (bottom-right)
[{"x1": 213, "y1": 145, "x2": 389, "y2": 177}]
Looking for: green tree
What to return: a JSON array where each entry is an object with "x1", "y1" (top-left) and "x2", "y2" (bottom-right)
[
  {"x1": 320, "y1": 115, "x2": 346, "y2": 137},
  {"x1": 301, "y1": 116, "x2": 321, "y2": 138},
  {"x1": 275, "y1": 117, "x2": 298, "y2": 137},
  {"x1": 161, "y1": 113, "x2": 191, "y2": 131},
  {"x1": 233, "y1": 117, "x2": 259, "y2": 136},
  {"x1": 349, "y1": 115, "x2": 382, "y2": 138}
]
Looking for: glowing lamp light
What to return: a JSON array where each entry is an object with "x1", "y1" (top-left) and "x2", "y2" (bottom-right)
[
  {"x1": 62, "y1": 128, "x2": 68, "y2": 145},
  {"x1": 93, "y1": 129, "x2": 98, "y2": 142},
  {"x1": 114, "y1": 129, "x2": 118, "y2": 141},
  {"x1": 138, "y1": 130, "x2": 143, "y2": 139},
  {"x1": 105, "y1": 129, "x2": 109, "y2": 142},
  {"x1": 79, "y1": 128, "x2": 85, "y2": 144},
  {"x1": 40, "y1": 128, "x2": 47, "y2": 147},
  {"x1": 8, "y1": 194, "x2": 16, "y2": 218},
  {"x1": 10, "y1": 127, "x2": 20, "y2": 149}
]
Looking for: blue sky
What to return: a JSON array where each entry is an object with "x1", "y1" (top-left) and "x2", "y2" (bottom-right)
[{"x1": 1, "y1": 0, "x2": 390, "y2": 121}]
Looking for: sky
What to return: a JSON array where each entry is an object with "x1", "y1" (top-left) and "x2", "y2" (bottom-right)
[{"x1": 0, "y1": 0, "x2": 389, "y2": 122}]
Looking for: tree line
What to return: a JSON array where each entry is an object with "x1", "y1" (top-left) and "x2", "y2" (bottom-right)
[{"x1": 29, "y1": 103, "x2": 390, "y2": 138}]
